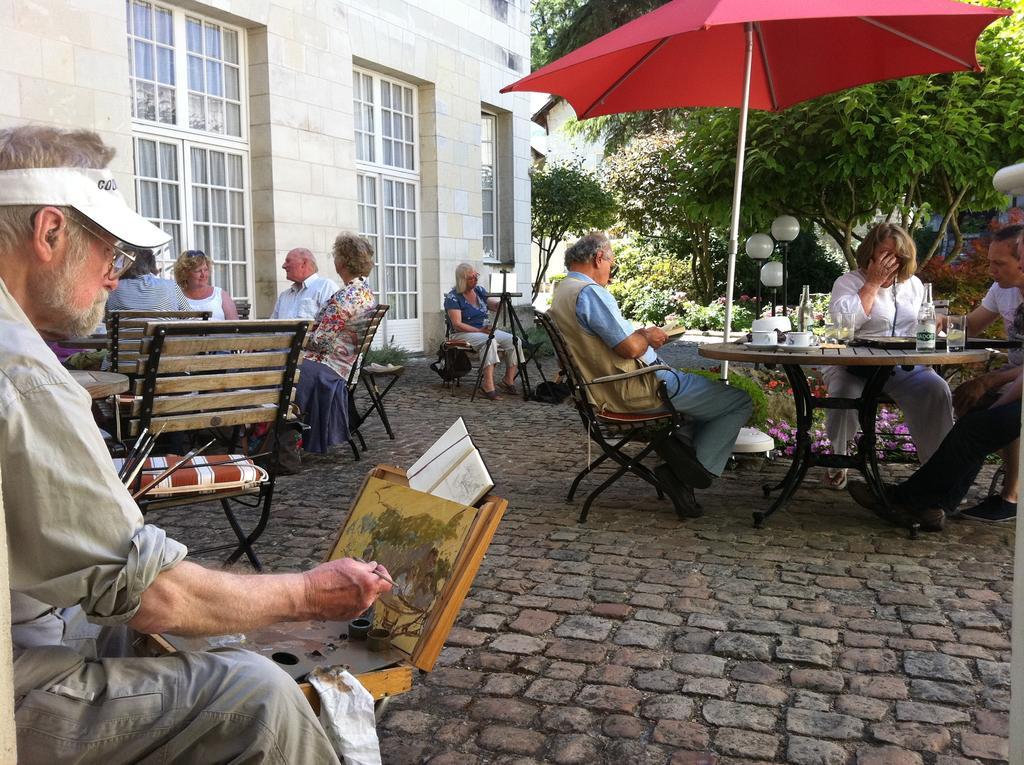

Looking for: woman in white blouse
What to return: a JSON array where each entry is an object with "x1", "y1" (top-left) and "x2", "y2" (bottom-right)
[
  {"x1": 173, "y1": 249, "x2": 239, "y2": 321},
  {"x1": 823, "y1": 223, "x2": 953, "y2": 489}
]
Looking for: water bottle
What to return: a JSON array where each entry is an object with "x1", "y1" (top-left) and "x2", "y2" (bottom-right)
[{"x1": 915, "y1": 282, "x2": 936, "y2": 352}]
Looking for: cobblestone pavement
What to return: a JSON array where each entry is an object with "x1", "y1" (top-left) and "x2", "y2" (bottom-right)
[{"x1": 149, "y1": 346, "x2": 1014, "y2": 764}]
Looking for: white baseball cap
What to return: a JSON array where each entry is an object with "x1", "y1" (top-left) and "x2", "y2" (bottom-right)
[{"x1": 0, "y1": 167, "x2": 171, "y2": 249}]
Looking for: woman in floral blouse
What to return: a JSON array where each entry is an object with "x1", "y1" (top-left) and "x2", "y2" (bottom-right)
[{"x1": 295, "y1": 233, "x2": 377, "y2": 453}]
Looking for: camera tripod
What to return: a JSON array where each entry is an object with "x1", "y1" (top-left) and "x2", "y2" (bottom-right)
[{"x1": 470, "y1": 283, "x2": 545, "y2": 402}]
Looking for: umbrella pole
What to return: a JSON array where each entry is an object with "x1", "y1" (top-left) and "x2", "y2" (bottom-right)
[{"x1": 721, "y1": 22, "x2": 754, "y2": 382}]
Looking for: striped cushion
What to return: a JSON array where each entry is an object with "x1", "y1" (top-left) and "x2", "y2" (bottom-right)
[{"x1": 113, "y1": 454, "x2": 268, "y2": 496}]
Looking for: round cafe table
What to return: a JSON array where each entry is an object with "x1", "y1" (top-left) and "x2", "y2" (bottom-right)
[
  {"x1": 70, "y1": 370, "x2": 130, "y2": 400},
  {"x1": 698, "y1": 342, "x2": 989, "y2": 533}
]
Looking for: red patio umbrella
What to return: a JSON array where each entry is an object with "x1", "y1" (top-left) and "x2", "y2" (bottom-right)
[{"x1": 502, "y1": 0, "x2": 1009, "y2": 372}]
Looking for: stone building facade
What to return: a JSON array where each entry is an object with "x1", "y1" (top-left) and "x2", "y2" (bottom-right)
[{"x1": 0, "y1": 0, "x2": 533, "y2": 350}]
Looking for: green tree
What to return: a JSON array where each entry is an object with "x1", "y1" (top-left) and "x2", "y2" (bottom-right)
[
  {"x1": 530, "y1": 0, "x2": 674, "y2": 151},
  {"x1": 602, "y1": 131, "x2": 726, "y2": 302},
  {"x1": 532, "y1": 0, "x2": 663, "y2": 70},
  {"x1": 531, "y1": 0, "x2": 585, "y2": 70},
  {"x1": 531, "y1": 162, "x2": 617, "y2": 300}
]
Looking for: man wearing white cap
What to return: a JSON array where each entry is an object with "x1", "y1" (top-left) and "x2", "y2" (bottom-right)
[
  {"x1": 0, "y1": 126, "x2": 389, "y2": 761},
  {"x1": 270, "y1": 246, "x2": 338, "y2": 319}
]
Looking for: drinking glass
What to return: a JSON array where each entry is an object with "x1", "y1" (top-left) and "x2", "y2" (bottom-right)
[
  {"x1": 947, "y1": 314, "x2": 967, "y2": 352},
  {"x1": 835, "y1": 312, "x2": 856, "y2": 344}
]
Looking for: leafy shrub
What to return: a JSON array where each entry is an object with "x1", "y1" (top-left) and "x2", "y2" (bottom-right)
[
  {"x1": 670, "y1": 297, "x2": 757, "y2": 332},
  {"x1": 524, "y1": 324, "x2": 554, "y2": 357},
  {"x1": 365, "y1": 342, "x2": 412, "y2": 366},
  {"x1": 608, "y1": 242, "x2": 692, "y2": 324},
  {"x1": 685, "y1": 368, "x2": 767, "y2": 429}
]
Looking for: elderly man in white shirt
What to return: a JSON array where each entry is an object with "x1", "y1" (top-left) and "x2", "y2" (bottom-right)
[
  {"x1": 823, "y1": 223, "x2": 954, "y2": 489},
  {"x1": 269, "y1": 247, "x2": 338, "y2": 319}
]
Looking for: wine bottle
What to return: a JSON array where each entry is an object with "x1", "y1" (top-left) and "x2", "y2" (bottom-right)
[{"x1": 915, "y1": 282, "x2": 936, "y2": 352}]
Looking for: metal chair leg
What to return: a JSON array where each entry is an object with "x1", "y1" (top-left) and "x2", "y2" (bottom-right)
[{"x1": 221, "y1": 498, "x2": 263, "y2": 571}]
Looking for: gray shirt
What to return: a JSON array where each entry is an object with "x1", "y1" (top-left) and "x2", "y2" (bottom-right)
[{"x1": 1, "y1": 277, "x2": 186, "y2": 691}]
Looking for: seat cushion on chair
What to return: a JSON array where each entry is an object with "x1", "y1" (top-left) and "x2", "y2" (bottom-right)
[
  {"x1": 113, "y1": 454, "x2": 268, "y2": 496},
  {"x1": 596, "y1": 410, "x2": 675, "y2": 424}
]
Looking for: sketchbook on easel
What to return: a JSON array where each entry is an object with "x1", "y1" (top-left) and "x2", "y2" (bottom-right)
[{"x1": 406, "y1": 417, "x2": 494, "y2": 506}]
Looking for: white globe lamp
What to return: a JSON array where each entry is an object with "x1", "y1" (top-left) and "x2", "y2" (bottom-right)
[
  {"x1": 745, "y1": 233, "x2": 775, "y2": 260},
  {"x1": 761, "y1": 261, "x2": 784, "y2": 317}
]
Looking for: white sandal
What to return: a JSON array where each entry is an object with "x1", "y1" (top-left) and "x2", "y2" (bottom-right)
[{"x1": 825, "y1": 468, "x2": 848, "y2": 491}]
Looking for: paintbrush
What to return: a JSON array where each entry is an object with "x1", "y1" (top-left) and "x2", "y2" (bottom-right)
[
  {"x1": 118, "y1": 427, "x2": 149, "y2": 481},
  {"x1": 355, "y1": 557, "x2": 404, "y2": 595},
  {"x1": 123, "y1": 433, "x2": 158, "y2": 491}
]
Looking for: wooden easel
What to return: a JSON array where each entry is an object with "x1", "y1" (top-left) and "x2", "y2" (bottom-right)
[{"x1": 148, "y1": 464, "x2": 507, "y2": 713}]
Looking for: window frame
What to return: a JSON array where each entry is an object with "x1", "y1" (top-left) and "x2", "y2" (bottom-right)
[
  {"x1": 128, "y1": 2, "x2": 253, "y2": 300},
  {"x1": 481, "y1": 111, "x2": 499, "y2": 263},
  {"x1": 354, "y1": 68, "x2": 422, "y2": 348},
  {"x1": 127, "y1": 0, "x2": 249, "y2": 145},
  {"x1": 352, "y1": 65, "x2": 419, "y2": 182}
]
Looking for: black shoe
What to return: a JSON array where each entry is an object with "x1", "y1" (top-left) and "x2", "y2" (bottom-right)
[
  {"x1": 653, "y1": 438, "x2": 714, "y2": 489},
  {"x1": 847, "y1": 481, "x2": 945, "y2": 532},
  {"x1": 654, "y1": 464, "x2": 702, "y2": 518},
  {"x1": 959, "y1": 495, "x2": 1016, "y2": 523}
]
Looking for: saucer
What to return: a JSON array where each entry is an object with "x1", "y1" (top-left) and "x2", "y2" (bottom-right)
[
  {"x1": 782, "y1": 344, "x2": 818, "y2": 353},
  {"x1": 743, "y1": 342, "x2": 777, "y2": 350}
]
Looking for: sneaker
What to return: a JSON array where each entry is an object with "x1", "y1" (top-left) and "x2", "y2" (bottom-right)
[
  {"x1": 959, "y1": 495, "x2": 1016, "y2": 523},
  {"x1": 654, "y1": 464, "x2": 702, "y2": 518},
  {"x1": 847, "y1": 481, "x2": 945, "y2": 532}
]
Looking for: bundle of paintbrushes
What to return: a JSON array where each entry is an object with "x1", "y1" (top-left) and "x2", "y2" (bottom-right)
[{"x1": 117, "y1": 427, "x2": 159, "y2": 490}]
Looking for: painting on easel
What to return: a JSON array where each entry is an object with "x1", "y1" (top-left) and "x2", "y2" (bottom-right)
[{"x1": 327, "y1": 475, "x2": 479, "y2": 656}]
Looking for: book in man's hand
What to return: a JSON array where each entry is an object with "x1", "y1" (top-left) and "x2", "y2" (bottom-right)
[
  {"x1": 407, "y1": 417, "x2": 494, "y2": 506},
  {"x1": 659, "y1": 323, "x2": 686, "y2": 338}
]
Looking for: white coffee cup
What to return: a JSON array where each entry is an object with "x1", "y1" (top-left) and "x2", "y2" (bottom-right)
[
  {"x1": 751, "y1": 330, "x2": 774, "y2": 346},
  {"x1": 786, "y1": 331, "x2": 812, "y2": 347}
]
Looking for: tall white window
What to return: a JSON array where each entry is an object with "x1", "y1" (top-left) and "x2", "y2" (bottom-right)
[
  {"x1": 481, "y1": 113, "x2": 497, "y2": 261},
  {"x1": 354, "y1": 68, "x2": 420, "y2": 350},
  {"x1": 127, "y1": 1, "x2": 251, "y2": 298}
]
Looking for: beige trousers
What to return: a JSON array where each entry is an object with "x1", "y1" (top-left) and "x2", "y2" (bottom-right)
[
  {"x1": 450, "y1": 328, "x2": 525, "y2": 369},
  {"x1": 15, "y1": 645, "x2": 339, "y2": 764}
]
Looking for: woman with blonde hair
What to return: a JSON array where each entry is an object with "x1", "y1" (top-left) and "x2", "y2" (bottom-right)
[
  {"x1": 173, "y1": 249, "x2": 239, "y2": 320},
  {"x1": 823, "y1": 222, "x2": 953, "y2": 489},
  {"x1": 294, "y1": 233, "x2": 377, "y2": 453},
  {"x1": 444, "y1": 262, "x2": 523, "y2": 400}
]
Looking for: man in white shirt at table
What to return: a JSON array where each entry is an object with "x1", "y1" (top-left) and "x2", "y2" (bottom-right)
[
  {"x1": 269, "y1": 246, "x2": 338, "y2": 319},
  {"x1": 946, "y1": 223, "x2": 1024, "y2": 522}
]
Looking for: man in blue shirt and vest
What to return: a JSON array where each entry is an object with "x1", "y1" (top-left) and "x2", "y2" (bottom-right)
[{"x1": 548, "y1": 232, "x2": 752, "y2": 516}]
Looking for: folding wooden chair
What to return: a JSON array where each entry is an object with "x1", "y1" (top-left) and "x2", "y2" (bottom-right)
[
  {"x1": 107, "y1": 309, "x2": 211, "y2": 376},
  {"x1": 345, "y1": 305, "x2": 401, "y2": 460},
  {"x1": 535, "y1": 311, "x2": 691, "y2": 522},
  {"x1": 123, "y1": 319, "x2": 309, "y2": 570}
]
